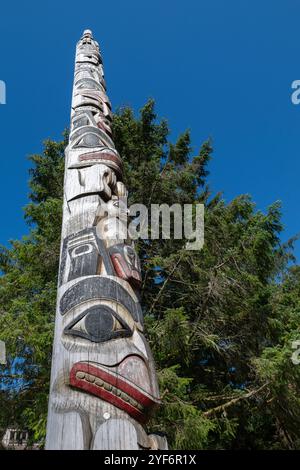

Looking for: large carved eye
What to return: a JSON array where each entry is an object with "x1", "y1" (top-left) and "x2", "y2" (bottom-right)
[
  {"x1": 75, "y1": 133, "x2": 101, "y2": 148},
  {"x1": 64, "y1": 305, "x2": 132, "y2": 343}
]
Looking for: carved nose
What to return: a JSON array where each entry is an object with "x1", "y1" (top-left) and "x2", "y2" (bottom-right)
[{"x1": 116, "y1": 355, "x2": 152, "y2": 395}]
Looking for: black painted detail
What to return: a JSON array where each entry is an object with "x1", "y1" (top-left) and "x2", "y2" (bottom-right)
[
  {"x1": 59, "y1": 227, "x2": 114, "y2": 286},
  {"x1": 60, "y1": 276, "x2": 143, "y2": 324},
  {"x1": 64, "y1": 305, "x2": 132, "y2": 342},
  {"x1": 70, "y1": 126, "x2": 116, "y2": 150},
  {"x1": 75, "y1": 132, "x2": 102, "y2": 148},
  {"x1": 68, "y1": 242, "x2": 101, "y2": 282}
]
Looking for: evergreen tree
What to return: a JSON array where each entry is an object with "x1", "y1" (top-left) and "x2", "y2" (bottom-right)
[{"x1": 0, "y1": 100, "x2": 299, "y2": 449}]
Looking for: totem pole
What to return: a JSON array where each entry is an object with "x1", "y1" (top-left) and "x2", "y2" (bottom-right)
[{"x1": 45, "y1": 30, "x2": 167, "y2": 450}]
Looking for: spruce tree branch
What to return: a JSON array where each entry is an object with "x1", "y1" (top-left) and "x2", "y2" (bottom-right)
[
  {"x1": 189, "y1": 279, "x2": 214, "y2": 342},
  {"x1": 147, "y1": 157, "x2": 170, "y2": 208},
  {"x1": 203, "y1": 382, "x2": 269, "y2": 417},
  {"x1": 149, "y1": 253, "x2": 184, "y2": 314},
  {"x1": 0, "y1": 374, "x2": 23, "y2": 379}
]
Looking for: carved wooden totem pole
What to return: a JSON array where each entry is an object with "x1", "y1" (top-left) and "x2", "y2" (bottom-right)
[{"x1": 45, "y1": 30, "x2": 167, "y2": 450}]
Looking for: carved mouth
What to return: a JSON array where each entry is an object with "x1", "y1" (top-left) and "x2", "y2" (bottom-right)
[{"x1": 69, "y1": 357, "x2": 160, "y2": 422}]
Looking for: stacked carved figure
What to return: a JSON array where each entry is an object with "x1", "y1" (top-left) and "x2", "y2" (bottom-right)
[{"x1": 46, "y1": 30, "x2": 167, "y2": 450}]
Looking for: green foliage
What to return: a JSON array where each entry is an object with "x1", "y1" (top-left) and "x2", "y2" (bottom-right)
[
  {"x1": 0, "y1": 136, "x2": 67, "y2": 443},
  {"x1": 0, "y1": 100, "x2": 299, "y2": 449}
]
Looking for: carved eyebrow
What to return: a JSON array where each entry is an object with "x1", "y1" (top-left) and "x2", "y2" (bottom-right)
[{"x1": 60, "y1": 276, "x2": 143, "y2": 325}]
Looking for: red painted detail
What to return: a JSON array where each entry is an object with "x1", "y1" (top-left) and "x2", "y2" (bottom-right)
[
  {"x1": 79, "y1": 151, "x2": 122, "y2": 168},
  {"x1": 96, "y1": 119, "x2": 112, "y2": 136},
  {"x1": 79, "y1": 90, "x2": 111, "y2": 108},
  {"x1": 70, "y1": 362, "x2": 159, "y2": 423},
  {"x1": 111, "y1": 253, "x2": 142, "y2": 289}
]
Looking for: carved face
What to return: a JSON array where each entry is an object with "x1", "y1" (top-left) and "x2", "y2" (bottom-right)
[
  {"x1": 57, "y1": 225, "x2": 159, "y2": 421},
  {"x1": 60, "y1": 286, "x2": 160, "y2": 422},
  {"x1": 65, "y1": 164, "x2": 117, "y2": 202},
  {"x1": 68, "y1": 106, "x2": 122, "y2": 175}
]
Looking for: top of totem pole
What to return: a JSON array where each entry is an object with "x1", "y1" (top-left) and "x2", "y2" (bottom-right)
[
  {"x1": 82, "y1": 29, "x2": 93, "y2": 38},
  {"x1": 77, "y1": 29, "x2": 98, "y2": 50}
]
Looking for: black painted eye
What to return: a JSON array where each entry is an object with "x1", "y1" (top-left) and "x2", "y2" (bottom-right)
[
  {"x1": 64, "y1": 305, "x2": 132, "y2": 343},
  {"x1": 75, "y1": 133, "x2": 101, "y2": 148}
]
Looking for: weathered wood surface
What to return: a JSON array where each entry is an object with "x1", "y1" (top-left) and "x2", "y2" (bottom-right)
[
  {"x1": 45, "y1": 30, "x2": 167, "y2": 450},
  {"x1": 0, "y1": 340, "x2": 6, "y2": 365}
]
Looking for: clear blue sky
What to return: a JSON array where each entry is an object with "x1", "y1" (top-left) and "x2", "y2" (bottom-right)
[{"x1": 0, "y1": 0, "x2": 300, "y2": 258}]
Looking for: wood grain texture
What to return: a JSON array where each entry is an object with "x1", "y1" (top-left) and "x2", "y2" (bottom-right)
[{"x1": 45, "y1": 30, "x2": 167, "y2": 450}]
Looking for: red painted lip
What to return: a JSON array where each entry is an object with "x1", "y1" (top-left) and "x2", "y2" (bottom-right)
[
  {"x1": 70, "y1": 361, "x2": 160, "y2": 423},
  {"x1": 79, "y1": 151, "x2": 122, "y2": 166}
]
